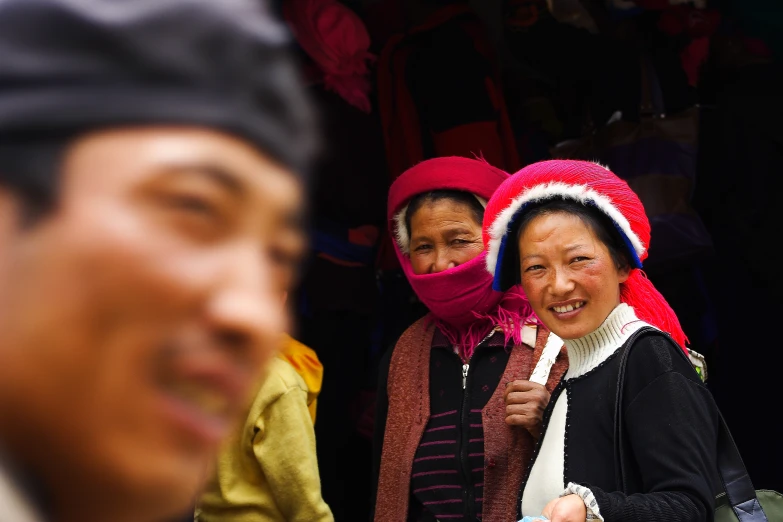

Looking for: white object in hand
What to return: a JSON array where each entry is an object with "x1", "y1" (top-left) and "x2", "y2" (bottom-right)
[{"x1": 529, "y1": 332, "x2": 563, "y2": 385}]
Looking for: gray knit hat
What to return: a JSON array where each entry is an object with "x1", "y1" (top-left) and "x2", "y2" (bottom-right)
[{"x1": 0, "y1": 0, "x2": 318, "y2": 175}]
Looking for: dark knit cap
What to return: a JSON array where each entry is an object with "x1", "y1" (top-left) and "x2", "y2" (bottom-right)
[{"x1": 0, "y1": 0, "x2": 318, "y2": 175}]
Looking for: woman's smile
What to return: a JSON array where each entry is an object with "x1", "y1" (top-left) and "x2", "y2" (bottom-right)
[{"x1": 550, "y1": 299, "x2": 586, "y2": 316}]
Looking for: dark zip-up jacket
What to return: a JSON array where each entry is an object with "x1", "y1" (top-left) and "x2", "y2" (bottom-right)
[{"x1": 372, "y1": 317, "x2": 568, "y2": 522}]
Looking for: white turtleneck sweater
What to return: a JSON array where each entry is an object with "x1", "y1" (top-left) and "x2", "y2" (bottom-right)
[{"x1": 521, "y1": 304, "x2": 652, "y2": 519}]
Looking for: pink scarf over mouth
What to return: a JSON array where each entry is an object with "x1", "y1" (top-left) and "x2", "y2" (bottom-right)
[{"x1": 388, "y1": 157, "x2": 535, "y2": 359}]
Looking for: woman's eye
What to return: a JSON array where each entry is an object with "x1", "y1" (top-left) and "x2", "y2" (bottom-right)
[
  {"x1": 413, "y1": 244, "x2": 432, "y2": 252},
  {"x1": 525, "y1": 264, "x2": 544, "y2": 272},
  {"x1": 571, "y1": 256, "x2": 590, "y2": 263}
]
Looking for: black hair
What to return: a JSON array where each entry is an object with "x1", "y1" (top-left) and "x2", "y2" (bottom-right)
[
  {"x1": 404, "y1": 189, "x2": 485, "y2": 240},
  {"x1": 503, "y1": 197, "x2": 631, "y2": 287},
  {"x1": 0, "y1": 135, "x2": 68, "y2": 226}
]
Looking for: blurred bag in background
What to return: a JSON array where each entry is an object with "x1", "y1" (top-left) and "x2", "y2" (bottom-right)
[{"x1": 551, "y1": 56, "x2": 714, "y2": 270}]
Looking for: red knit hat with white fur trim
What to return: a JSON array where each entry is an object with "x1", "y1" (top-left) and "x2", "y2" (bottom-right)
[{"x1": 482, "y1": 159, "x2": 688, "y2": 350}]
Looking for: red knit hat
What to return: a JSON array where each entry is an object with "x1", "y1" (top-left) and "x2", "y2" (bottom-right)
[
  {"x1": 389, "y1": 156, "x2": 509, "y2": 253},
  {"x1": 482, "y1": 159, "x2": 688, "y2": 349}
]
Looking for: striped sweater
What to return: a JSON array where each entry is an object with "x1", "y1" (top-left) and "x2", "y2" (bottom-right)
[{"x1": 408, "y1": 329, "x2": 507, "y2": 520}]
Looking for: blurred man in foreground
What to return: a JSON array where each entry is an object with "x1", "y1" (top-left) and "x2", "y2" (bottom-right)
[{"x1": 0, "y1": 1, "x2": 316, "y2": 521}]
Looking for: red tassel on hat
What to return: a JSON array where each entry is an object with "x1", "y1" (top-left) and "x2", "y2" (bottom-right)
[{"x1": 621, "y1": 270, "x2": 688, "y2": 349}]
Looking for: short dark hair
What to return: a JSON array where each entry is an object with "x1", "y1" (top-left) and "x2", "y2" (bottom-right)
[
  {"x1": 0, "y1": 135, "x2": 68, "y2": 225},
  {"x1": 405, "y1": 189, "x2": 485, "y2": 239},
  {"x1": 505, "y1": 197, "x2": 631, "y2": 286}
]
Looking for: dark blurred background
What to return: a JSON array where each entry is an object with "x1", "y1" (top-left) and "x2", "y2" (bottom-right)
[{"x1": 270, "y1": 0, "x2": 782, "y2": 519}]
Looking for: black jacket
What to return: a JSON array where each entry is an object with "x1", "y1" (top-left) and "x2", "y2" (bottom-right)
[
  {"x1": 523, "y1": 332, "x2": 721, "y2": 521},
  {"x1": 372, "y1": 329, "x2": 511, "y2": 521}
]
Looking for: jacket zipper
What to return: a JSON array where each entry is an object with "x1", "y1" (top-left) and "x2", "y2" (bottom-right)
[
  {"x1": 456, "y1": 328, "x2": 498, "y2": 520},
  {"x1": 459, "y1": 328, "x2": 496, "y2": 389},
  {"x1": 459, "y1": 368, "x2": 475, "y2": 520}
]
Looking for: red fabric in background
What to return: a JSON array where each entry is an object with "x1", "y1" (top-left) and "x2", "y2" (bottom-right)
[
  {"x1": 377, "y1": 4, "x2": 520, "y2": 180},
  {"x1": 375, "y1": 5, "x2": 520, "y2": 270},
  {"x1": 283, "y1": 0, "x2": 376, "y2": 113}
]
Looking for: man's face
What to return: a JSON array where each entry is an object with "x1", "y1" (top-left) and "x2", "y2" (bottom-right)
[{"x1": 0, "y1": 127, "x2": 304, "y2": 521}]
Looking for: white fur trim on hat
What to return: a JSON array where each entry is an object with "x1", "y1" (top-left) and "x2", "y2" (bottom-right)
[
  {"x1": 485, "y1": 182, "x2": 646, "y2": 276},
  {"x1": 394, "y1": 205, "x2": 410, "y2": 254},
  {"x1": 393, "y1": 195, "x2": 488, "y2": 254}
]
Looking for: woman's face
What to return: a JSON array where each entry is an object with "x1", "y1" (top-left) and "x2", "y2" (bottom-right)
[
  {"x1": 517, "y1": 211, "x2": 630, "y2": 340},
  {"x1": 408, "y1": 199, "x2": 484, "y2": 275}
]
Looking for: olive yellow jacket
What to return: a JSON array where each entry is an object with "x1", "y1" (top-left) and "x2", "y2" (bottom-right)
[{"x1": 197, "y1": 335, "x2": 333, "y2": 522}]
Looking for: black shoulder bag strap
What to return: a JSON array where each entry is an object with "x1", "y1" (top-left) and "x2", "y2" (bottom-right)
[{"x1": 613, "y1": 327, "x2": 768, "y2": 522}]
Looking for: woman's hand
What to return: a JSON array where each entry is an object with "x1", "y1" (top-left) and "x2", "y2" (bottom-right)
[
  {"x1": 542, "y1": 494, "x2": 588, "y2": 522},
  {"x1": 504, "y1": 380, "x2": 550, "y2": 439}
]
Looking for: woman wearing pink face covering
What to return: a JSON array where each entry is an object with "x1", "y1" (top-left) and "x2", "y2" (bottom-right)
[{"x1": 371, "y1": 157, "x2": 569, "y2": 522}]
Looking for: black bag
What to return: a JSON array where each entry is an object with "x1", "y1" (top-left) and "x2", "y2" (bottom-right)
[{"x1": 614, "y1": 328, "x2": 781, "y2": 521}]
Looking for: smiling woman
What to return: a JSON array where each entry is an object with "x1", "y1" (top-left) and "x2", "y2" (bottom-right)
[
  {"x1": 512, "y1": 199, "x2": 632, "y2": 341},
  {"x1": 483, "y1": 160, "x2": 723, "y2": 522}
]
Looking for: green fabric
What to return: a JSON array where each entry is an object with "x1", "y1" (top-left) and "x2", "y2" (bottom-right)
[{"x1": 715, "y1": 489, "x2": 783, "y2": 521}]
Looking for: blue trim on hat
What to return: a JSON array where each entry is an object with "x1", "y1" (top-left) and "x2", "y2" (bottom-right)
[
  {"x1": 491, "y1": 199, "x2": 643, "y2": 292},
  {"x1": 607, "y1": 214, "x2": 643, "y2": 269},
  {"x1": 492, "y1": 232, "x2": 510, "y2": 291},
  {"x1": 492, "y1": 201, "x2": 533, "y2": 292},
  {"x1": 582, "y1": 200, "x2": 643, "y2": 269}
]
